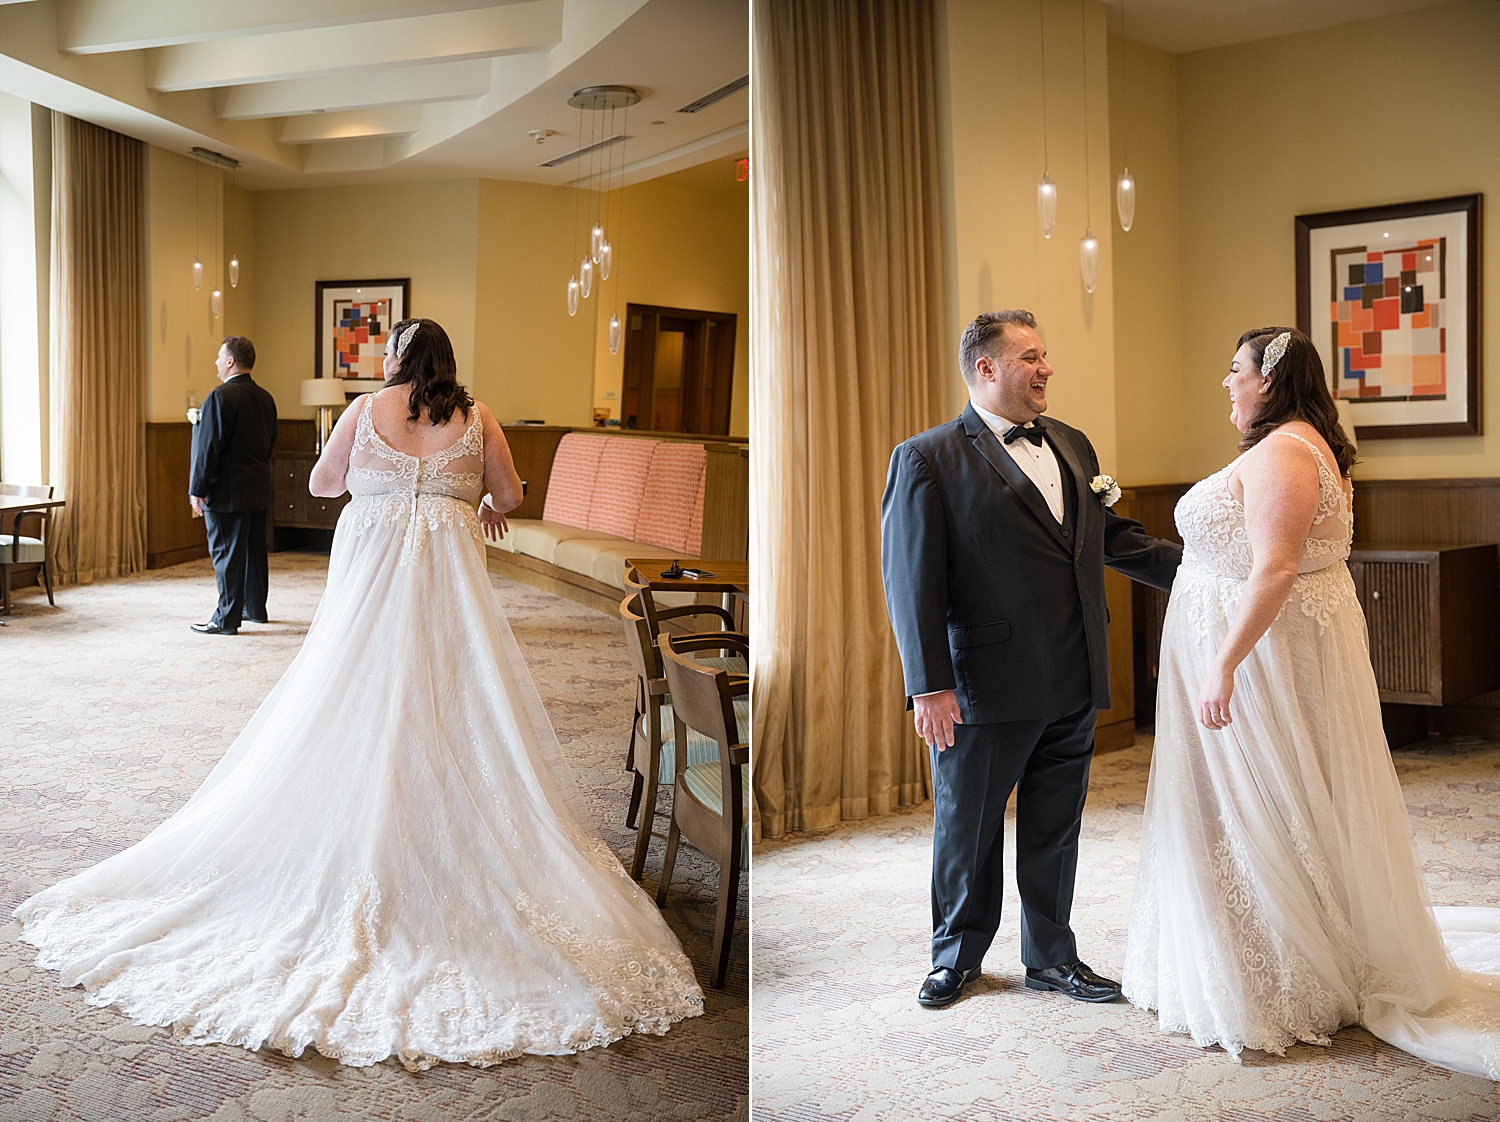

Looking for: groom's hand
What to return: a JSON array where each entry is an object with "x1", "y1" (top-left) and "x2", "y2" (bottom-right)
[{"x1": 913, "y1": 690, "x2": 962, "y2": 750}]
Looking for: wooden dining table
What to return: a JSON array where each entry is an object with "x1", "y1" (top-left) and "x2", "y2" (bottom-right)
[
  {"x1": 624, "y1": 558, "x2": 749, "y2": 601},
  {"x1": 1, "y1": 495, "x2": 64, "y2": 619}
]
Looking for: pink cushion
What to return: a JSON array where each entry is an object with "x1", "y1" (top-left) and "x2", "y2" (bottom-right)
[
  {"x1": 542, "y1": 433, "x2": 610, "y2": 527},
  {"x1": 586, "y1": 439, "x2": 660, "y2": 538},
  {"x1": 636, "y1": 443, "x2": 707, "y2": 554}
]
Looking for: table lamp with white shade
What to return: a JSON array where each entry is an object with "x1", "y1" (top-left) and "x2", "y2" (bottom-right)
[{"x1": 301, "y1": 378, "x2": 349, "y2": 453}]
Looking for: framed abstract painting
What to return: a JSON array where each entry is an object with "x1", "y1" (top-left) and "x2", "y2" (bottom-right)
[
  {"x1": 1296, "y1": 195, "x2": 1481, "y2": 439},
  {"x1": 314, "y1": 278, "x2": 411, "y2": 380}
]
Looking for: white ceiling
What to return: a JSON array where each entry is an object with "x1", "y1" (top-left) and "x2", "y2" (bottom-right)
[
  {"x1": 1103, "y1": 0, "x2": 1458, "y2": 55},
  {"x1": 0, "y1": 0, "x2": 748, "y2": 189}
]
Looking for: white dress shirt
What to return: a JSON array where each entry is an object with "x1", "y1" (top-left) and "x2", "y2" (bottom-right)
[{"x1": 972, "y1": 400, "x2": 1065, "y2": 523}]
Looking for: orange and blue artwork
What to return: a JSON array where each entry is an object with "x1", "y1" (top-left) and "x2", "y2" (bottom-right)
[
  {"x1": 333, "y1": 299, "x2": 393, "y2": 378},
  {"x1": 1329, "y1": 239, "x2": 1445, "y2": 402}
]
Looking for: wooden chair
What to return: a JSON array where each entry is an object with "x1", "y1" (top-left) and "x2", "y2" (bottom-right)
[
  {"x1": 1, "y1": 483, "x2": 56, "y2": 615},
  {"x1": 619, "y1": 581, "x2": 743, "y2": 881},
  {"x1": 657, "y1": 631, "x2": 750, "y2": 989}
]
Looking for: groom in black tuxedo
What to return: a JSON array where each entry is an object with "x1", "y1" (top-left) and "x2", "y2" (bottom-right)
[
  {"x1": 881, "y1": 310, "x2": 1181, "y2": 1008},
  {"x1": 189, "y1": 336, "x2": 278, "y2": 636}
]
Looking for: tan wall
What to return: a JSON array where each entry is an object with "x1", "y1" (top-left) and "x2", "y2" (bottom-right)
[
  {"x1": 472, "y1": 177, "x2": 599, "y2": 426},
  {"x1": 587, "y1": 156, "x2": 750, "y2": 437},
  {"x1": 1175, "y1": 0, "x2": 1500, "y2": 482},
  {"x1": 250, "y1": 179, "x2": 479, "y2": 419},
  {"x1": 1108, "y1": 33, "x2": 1183, "y2": 487},
  {"x1": 940, "y1": 0, "x2": 1120, "y2": 470},
  {"x1": 145, "y1": 146, "x2": 243, "y2": 423}
]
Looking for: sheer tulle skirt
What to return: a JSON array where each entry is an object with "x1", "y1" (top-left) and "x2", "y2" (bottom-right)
[
  {"x1": 14, "y1": 494, "x2": 703, "y2": 1069},
  {"x1": 1123, "y1": 561, "x2": 1500, "y2": 1078}
]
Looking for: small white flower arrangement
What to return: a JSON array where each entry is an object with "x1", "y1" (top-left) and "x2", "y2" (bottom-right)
[
  {"x1": 186, "y1": 407, "x2": 202, "y2": 425},
  {"x1": 1090, "y1": 474, "x2": 1121, "y2": 508}
]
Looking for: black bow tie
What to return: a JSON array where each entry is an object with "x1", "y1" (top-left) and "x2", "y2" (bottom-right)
[{"x1": 1004, "y1": 422, "x2": 1046, "y2": 447}]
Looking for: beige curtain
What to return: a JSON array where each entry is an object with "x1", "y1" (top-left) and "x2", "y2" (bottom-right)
[
  {"x1": 751, "y1": 0, "x2": 948, "y2": 838},
  {"x1": 49, "y1": 114, "x2": 147, "y2": 585}
]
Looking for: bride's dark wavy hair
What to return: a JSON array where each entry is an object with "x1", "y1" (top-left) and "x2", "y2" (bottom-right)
[
  {"x1": 1236, "y1": 326, "x2": 1356, "y2": 478},
  {"x1": 386, "y1": 318, "x2": 473, "y2": 426}
]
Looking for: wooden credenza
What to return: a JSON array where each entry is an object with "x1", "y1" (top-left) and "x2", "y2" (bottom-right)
[
  {"x1": 1347, "y1": 545, "x2": 1500, "y2": 736},
  {"x1": 270, "y1": 450, "x2": 350, "y2": 549}
]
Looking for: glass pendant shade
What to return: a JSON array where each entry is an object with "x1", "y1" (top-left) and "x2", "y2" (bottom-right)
[
  {"x1": 229, "y1": 255, "x2": 240, "y2": 287},
  {"x1": 1037, "y1": 173, "x2": 1058, "y2": 238},
  {"x1": 211, "y1": 288, "x2": 223, "y2": 318},
  {"x1": 1116, "y1": 168, "x2": 1136, "y2": 232},
  {"x1": 192, "y1": 259, "x2": 204, "y2": 290},
  {"x1": 580, "y1": 256, "x2": 593, "y2": 298},
  {"x1": 1080, "y1": 229, "x2": 1100, "y2": 294},
  {"x1": 609, "y1": 313, "x2": 621, "y2": 355},
  {"x1": 566, "y1": 275, "x2": 580, "y2": 316},
  {"x1": 599, "y1": 240, "x2": 612, "y2": 280},
  {"x1": 590, "y1": 223, "x2": 604, "y2": 264}
]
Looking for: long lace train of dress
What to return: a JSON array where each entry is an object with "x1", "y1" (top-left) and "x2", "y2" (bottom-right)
[
  {"x1": 1122, "y1": 430, "x2": 1500, "y2": 1079},
  {"x1": 13, "y1": 398, "x2": 703, "y2": 1069}
]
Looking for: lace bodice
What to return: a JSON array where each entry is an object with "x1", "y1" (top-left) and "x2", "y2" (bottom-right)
[
  {"x1": 1174, "y1": 430, "x2": 1353, "y2": 580},
  {"x1": 345, "y1": 396, "x2": 485, "y2": 502},
  {"x1": 342, "y1": 396, "x2": 486, "y2": 565}
]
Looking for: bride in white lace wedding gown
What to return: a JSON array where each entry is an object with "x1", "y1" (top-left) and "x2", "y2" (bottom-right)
[
  {"x1": 15, "y1": 318, "x2": 703, "y2": 1069},
  {"x1": 1123, "y1": 328, "x2": 1500, "y2": 1079}
]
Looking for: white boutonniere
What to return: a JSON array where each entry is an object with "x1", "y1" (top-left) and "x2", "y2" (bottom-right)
[
  {"x1": 1090, "y1": 474, "x2": 1121, "y2": 508},
  {"x1": 186, "y1": 407, "x2": 202, "y2": 425}
]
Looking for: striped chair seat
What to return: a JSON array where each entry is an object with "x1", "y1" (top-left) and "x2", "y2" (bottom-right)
[
  {"x1": 0, "y1": 535, "x2": 45, "y2": 564},
  {"x1": 682, "y1": 761, "x2": 751, "y2": 871}
]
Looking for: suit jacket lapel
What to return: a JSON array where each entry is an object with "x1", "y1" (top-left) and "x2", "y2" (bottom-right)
[
  {"x1": 1047, "y1": 426, "x2": 1092, "y2": 559},
  {"x1": 962, "y1": 404, "x2": 1070, "y2": 551}
]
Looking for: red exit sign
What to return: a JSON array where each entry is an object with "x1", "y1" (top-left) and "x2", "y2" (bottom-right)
[{"x1": 735, "y1": 157, "x2": 749, "y2": 182}]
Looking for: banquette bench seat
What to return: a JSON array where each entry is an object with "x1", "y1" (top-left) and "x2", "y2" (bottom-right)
[{"x1": 487, "y1": 429, "x2": 747, "y2": 614}]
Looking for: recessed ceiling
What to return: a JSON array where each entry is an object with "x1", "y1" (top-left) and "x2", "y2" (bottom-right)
[
  {"x1": 0, "y1": 0, "x2": 748, "y2": 189},
  {"x1": 1104, "y1": 0, "x2": 1456, "y2": 55}
]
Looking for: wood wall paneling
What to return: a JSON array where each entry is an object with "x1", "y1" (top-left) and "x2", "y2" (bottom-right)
[
  {"x1": 145, "y1": 422, "x2": 207, "y2": 568},
  {"x1": 702, "y1": 443, "x2": 750, "y2": 561}
]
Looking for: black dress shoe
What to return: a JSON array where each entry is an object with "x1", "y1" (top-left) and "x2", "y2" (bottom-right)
[
  {"x1": 917, "y1": 966, "x2": 976, "y2": 1008},
  {"x1": 190, "y1": 621, "x2": 238, "y2": 635},
  {"x1": 241, "y1": 617, "x2": 268, "y2": 625},
  {"x1": 1024, "y1": 960, "x2": 1122, "y2": 1002}
]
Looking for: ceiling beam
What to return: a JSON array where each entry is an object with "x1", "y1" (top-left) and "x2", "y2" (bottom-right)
[
  {"x1": 217, "y1": 60, "x2": 490, "y2": 120},
  {"x1": 279, "y1": 105, "x2": 423, "y2": 143},
  {"x1": 58, "y1": 0, "x2": 523, "y2": 54},
  {"x1": 146, "y1": 0, "x2": 562, "y2": 92}
]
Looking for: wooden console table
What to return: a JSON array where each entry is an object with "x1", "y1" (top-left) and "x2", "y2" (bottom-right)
[
  {"x1": 270, "y1": 450, "x2": 350, "y2": 549},
  {"x1": 1347, "y1": 543, "x2": 1500, "y2": 744}
]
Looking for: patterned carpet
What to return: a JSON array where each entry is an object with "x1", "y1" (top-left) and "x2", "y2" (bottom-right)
[
  {"x1": 751, "y1": 734, "x2": 1500, "y2": 1121},
  {"x1": 0, "y1": 554, "x2": 746, "y2": 1122}
]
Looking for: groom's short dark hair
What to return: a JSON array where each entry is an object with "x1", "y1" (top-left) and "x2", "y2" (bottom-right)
[
  {"x1": 959, "y1": 310, "x2": 1037, "y2": 384},
  {"x1": 222, "y1": 335, "x2": 256, "y2": 371}
]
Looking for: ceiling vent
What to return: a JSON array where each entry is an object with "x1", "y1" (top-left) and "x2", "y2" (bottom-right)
[
  {"x1": 540, "y1": 133, "x2": 631, "y2": 168},
  {"x1": 676, "y1": 74, "x2": 748, "y2": 114}
]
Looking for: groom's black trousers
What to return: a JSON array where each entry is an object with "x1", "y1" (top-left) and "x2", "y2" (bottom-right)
[
  {"x1": 930, "y1": 699, "x2": 1097, "y2": 973},
  {"x1": 203, "y1": 508, "x2": 268, "y2": 629}
]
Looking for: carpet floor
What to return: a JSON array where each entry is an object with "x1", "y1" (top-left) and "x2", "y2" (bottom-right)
[
  {"x1": 0, "y1": 554, "x2": 746, "y2": 1122},
  {"x1": 751, "y1": 734, "x2": 1500, "y2": 1121}
]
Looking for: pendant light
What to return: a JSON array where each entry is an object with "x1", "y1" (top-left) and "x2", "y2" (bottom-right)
[
  {"x1": 192, "y1": 151, "x2": 204, "y2": 289},
  {"x1": 561, "y1": 85, "x2": 639, "y2": 330},
  {"x1": 1079, "y1": 0, "x2": 1098, "y2": 293},
  {"x1": 1037, "y1": 0, "x2": 1057, "y2": 238},
  {"x1": 228, "y1": 163, "x2": 241, "y2": 286},
  {"x1": 1114, "y1": 0, "x2": 1136, "y2": 232},
  {"x1": 211, "y1": 163, "x2": 222, "y2": 318}
]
